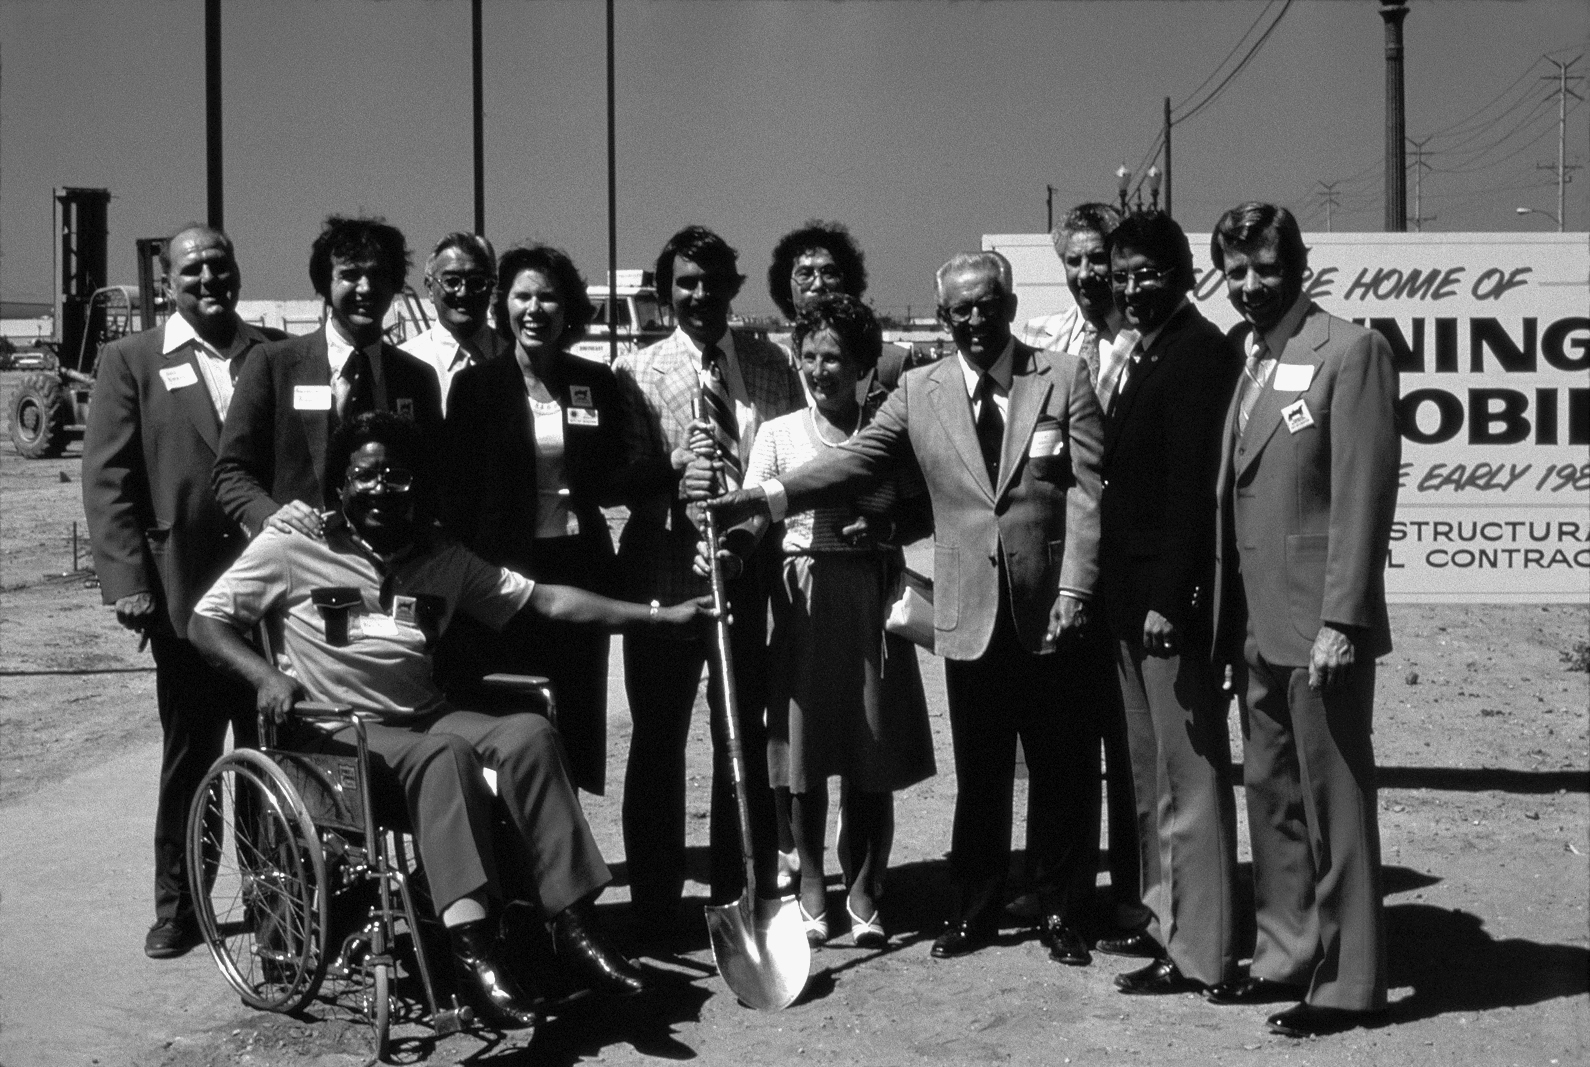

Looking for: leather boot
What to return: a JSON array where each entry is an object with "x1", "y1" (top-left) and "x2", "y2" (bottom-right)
[
  {"x1": 549, "y1": 904, "x2": 650, "y2": 998},
  {"x1": 450, "y1": 920, "x2": 542, "y2": 1030}
]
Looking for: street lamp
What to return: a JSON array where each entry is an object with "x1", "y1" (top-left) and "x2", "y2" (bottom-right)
[
  {"x1": 1116, "y1": 165, "x2": 1132, "y2": 214},
  {"x1": 1516, "y1": 206, "x2": 1562, "y2": 231},
  {"x1": 1147, "y1": 167, "x2": 1162, "y2": 211}
]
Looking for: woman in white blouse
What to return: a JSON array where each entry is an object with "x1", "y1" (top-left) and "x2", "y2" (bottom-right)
[
  {"x1": 737, "y1": 293, "x2": 935, "y2": 946},
  {"x1": 442, "y1": 245, "x2": 626, "y2": 796}
]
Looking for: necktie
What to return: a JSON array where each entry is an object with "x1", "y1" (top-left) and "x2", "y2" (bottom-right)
[
  {"x1": 1096, "y1": 331, "x2": 1132, "y2": 407},
  {"x1": 1078, "y1": 327, "x2": 1102, "y2": 395},
  {"x1": 334, "y1": 346, "x2": 371, "y2": 421},
  {"x1": 1109, "y1": 341, "x2": 1143, "y2": 416},
  {"x1": 973, "y1": 374, "x2": 1003, "y2": 488},
  {"x1": 699, "y1": 343, "x2": 742, "y2": 491},
  {"x1": 1237, "y1": 337, "x2": 1275, "y2": 435}
]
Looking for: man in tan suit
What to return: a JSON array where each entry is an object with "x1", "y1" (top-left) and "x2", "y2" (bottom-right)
[
  {"x1": 713, "y1": 251, "x2": 1105, "y2": 964},
  {"x1": 1208, "y1": 203, "x2": 1399, "y2": 1037}
]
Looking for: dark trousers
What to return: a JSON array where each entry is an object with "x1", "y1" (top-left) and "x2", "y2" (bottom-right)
[
  {"x1": 151, "y1": 632, "x2": 257, "y2": 923},
  {"x1": 621, "y1": 573, "x2": 777, "y2": 910},
  {"x1": 1241, "y1": 624, "x2": 1386, "y2": 1010},
  {"x1": 298, "y1": 709, "x2": 609, "y2": 918},
  {"x1": 1116, "y1": 636, "x2": 1240, "y2": 985},
  {"x1": 943, "y1": 600, "x2": 1101, "y2": 925}
]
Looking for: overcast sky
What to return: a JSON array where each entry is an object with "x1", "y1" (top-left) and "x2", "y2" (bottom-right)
[{"x1": 2, "y1": 0, "x2": 1585, "y2": 316}]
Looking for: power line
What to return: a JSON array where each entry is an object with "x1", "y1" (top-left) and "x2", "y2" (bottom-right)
[
  {"x1": 1172, "y1": 0, "x2": 1293, "y2": 127},
  {"x1": 1171, "y1": 0, "x2": 1283, "y2": 113}
]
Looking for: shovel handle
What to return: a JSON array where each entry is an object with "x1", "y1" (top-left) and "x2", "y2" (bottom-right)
[{"x1": 696, "y1": 395, "x2": 761, "y2": 900}]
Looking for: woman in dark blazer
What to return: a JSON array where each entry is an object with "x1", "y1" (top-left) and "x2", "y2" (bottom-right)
[{"x1": 442, "y1": 244, "x2": 625, "y2": 794}]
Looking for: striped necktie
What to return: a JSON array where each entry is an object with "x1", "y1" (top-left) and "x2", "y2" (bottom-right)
[
  {"x1": 1237, "y1": 337, "x2": 1275, "y2": 435},
  {"x1": 699, "y1": 342, "x2": 742, "y2": 491}
]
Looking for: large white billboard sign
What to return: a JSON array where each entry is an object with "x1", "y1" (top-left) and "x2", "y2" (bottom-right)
[{"x1": 986, "y1": 232, "x2": 1589, "y2": 603}]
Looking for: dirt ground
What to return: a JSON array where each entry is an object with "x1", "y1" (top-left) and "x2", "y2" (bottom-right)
[{"x1": 2, "y1": 370, "x2": 1586, "y2": 1067}]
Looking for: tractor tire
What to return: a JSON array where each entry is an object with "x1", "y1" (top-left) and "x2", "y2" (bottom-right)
[{"x1": 9, "y1": 372, "x2": 70, "y2": 459}]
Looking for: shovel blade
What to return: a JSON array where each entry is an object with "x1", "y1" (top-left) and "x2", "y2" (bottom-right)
[{"x1": 705, "y1": 894, "x2": 811, "y2": 1011}]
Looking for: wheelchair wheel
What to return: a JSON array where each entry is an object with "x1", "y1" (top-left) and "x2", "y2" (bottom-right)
[
  {"x1": 187, "y1": 749, "x2": 330, "y2": 1013},
  {"x1": 367, "y1": 959, "x2": 391, "y2": 1061}
]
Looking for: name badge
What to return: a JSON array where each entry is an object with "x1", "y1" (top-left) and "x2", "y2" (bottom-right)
[
  {"x1": 358, "y1": 612, "x2": 400, "y2": 639},
  {"x1": 1282, "y1": 398, "x2": 1316, "y2": 433},
  {"x1": 395, "y1": 398, "x2": 414, "y2": 418},
  {"x1": 569, "y1": 385, "x2": 594, "y2": 408},
  {"x1": 293, "y1": 385, "x2": 333, "y2": 410},
  {"x1": 1029, "y1": 424, "x2": 1065, "y2": 458},
  {"x1": 1273, "y1": 363, "x2": 1315, "y2": 392},
  {"x1": 567, "y1": 407, "x2": 600, "y2": 427},
  {"x1": 159, "y1": 364, "x2": 199, "y2": 391}
]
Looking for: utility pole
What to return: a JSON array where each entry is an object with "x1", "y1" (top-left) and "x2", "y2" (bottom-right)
[
  {"x1": 1380, "y1": 1, "x2": 1409, "y2": 232},
  {"x1": 1407, "y1": 136, "x2": 1436, "y2": 232},
  {"x1": 471, "y1": 0, "x2": 485, "y2": 236},
  {"x1": 1046, "y1": 184, "x2": 1056, "y2": 234},
  {"x1": 1538, "y1": 56, "x2": 1583, "y2": 232},
  {"x1": 1317, "y1": 180, "x2": 1341, "y2": 232},
  {"x1": 1163, "y1": 96, "x2": 1173, "y2": 218},
  {"x1": 205, "y1": 0, "x2": 222, "y2": 229}
]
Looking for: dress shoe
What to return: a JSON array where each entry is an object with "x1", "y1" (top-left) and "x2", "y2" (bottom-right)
[
  {"x1": 550, "y1": 905, "x2": 650, "y2": 998},
  {"x1": 450, "y1": 921, "x2": 541, "y2": 1030},
  {"x1": 1206, "y1": 976, "x2": 1308, "y2": 1005},
  {"x1": 1114, "y1": 957, "x2": 1203, "y2": 995},
  {"x1": 145, "y1": 916, "x2": 201, "y2": 959},
  {"x1": 1094, "y1": 930, "x2": 1160, "y2": 958},
  {"x1": 1037, "y1": 915, "x2": 1090, "y2": 966},
  {"x1": 1266, "y1": 1002, "x2": 1378, "y2": 1037},
  {"x1": 930, "y1": 920, "x2": 994, "y2": 959}
]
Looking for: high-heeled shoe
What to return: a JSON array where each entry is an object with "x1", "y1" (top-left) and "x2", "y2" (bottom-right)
[
  {"x1": 797, "y1": 900, "x2": 829, "y2": 945},
  {"x1": 846, "y1": 900, "x2": 886, "y2": 949}
]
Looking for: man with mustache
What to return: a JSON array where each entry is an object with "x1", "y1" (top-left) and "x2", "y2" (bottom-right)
[
  {"x1": 82, "y1": 224, "x2": 287, "y2": 957},
  {"x1": 1207, "y1": 202, "x2": 1399, "y2": 1037},
  {"x1": 1091, "y1": 210, "x2": 1243, "y2": 997},
  {"x1": 611, "y1": 225, "x2": 803, "y2": 936},
  {"x1": 213, "y1": 215, "x2": 442, "y2": 539}
]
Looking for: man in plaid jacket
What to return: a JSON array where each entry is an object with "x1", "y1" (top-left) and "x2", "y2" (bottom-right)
[{"x1": 613, "y1": 226, "x2": 804, "y2": 931}]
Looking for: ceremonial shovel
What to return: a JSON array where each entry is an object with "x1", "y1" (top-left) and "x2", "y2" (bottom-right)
[{"x1": 695, "y1": 400, "x2": 810, "y2": 1011}]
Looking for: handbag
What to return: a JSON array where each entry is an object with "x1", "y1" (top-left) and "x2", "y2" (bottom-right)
[{"x1": 884, "y1": 566, "x2": 935, "y2": 652}]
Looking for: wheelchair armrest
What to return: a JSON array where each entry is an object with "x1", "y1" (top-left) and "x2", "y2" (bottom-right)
[
  {"x1": 291, "y1": 700, "x2": 360, "y2": 722},
  {"x1": 478, "y1": 674, "x2": 553, "y2": 700},
  {"x1": 458, "y1": 674, "x2": 558, "y2": 728}
]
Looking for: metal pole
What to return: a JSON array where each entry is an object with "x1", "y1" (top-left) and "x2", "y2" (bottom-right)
[
  {"x1": 1558, "y1": 61, "x2": 1567, "y2": 232},
  {"x1": 1163, "y1": 96, "x2": 1173, "y2": 218},
  {"x1": 472, "y1": 0, "x2": 485, "y2": 236},
  {"x1": 1046, "y1": 185, "x2": 1054, "y2": 234},
  {"x1": 205, "y1": 0, "x2": 223, "y2": 229},
  {"x1": 606, "y1": 0, "x2": 618, "y2": 366},
  {"x1": 1380, "y1": 2, "x2": 1409, "y2": 232}
]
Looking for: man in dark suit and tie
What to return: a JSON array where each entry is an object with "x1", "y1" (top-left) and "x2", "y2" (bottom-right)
[
  {"x1": 81, "y1": 224, "x2": 286, "y2": 957},
  {"x1": 1088, "y1": 210, "x2": 1243, "y2": 996},
  {"x1": 213, "y1": 215, "x2": 442, "y2": 538},
  {"x1": 1208, "y1": 203, "x2": 1399, "y2": 1036},
  {"x1": 713, "y1": 251, "x2": 1105, "y2": 964}
]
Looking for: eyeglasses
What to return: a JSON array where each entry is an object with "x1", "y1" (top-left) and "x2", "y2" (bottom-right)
[
  {"x1": 346, "y1": 465, "x2": 415, "y2": 491},
  {"x1": 1110, "y1": 266, "x2": 1172, "y2": 289},
  {"x1": 941, "y1": 297, "x2": 1006, "y2": 324},
  {"x1": 791, "y1": 265, "x2": 845, "y2": 288},
  {"x1": 428, "y1": 274, "x2": 493, "y2": 296}
]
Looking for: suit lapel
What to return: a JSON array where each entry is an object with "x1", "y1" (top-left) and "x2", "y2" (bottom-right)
[
  {"x1": 998, "y1": 345, "x2": 1052, "y2": 500},
  {"x1": 298, "y1": 331, "x2": 332, "y2": 501},
  {"x1": 1235, "y1": 303, "x2": 1328, "y2": 478},
  {"x1": 926, "y1": 357, "x2": 993, "y2": 500},
  {"x1": 162, "y1": 344, "x2": 223, "y2": 453}
]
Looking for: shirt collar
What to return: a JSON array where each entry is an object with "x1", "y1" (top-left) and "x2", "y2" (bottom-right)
[
  {"x1": 1256, "y1": 296, "x2": 1313, "y2": 359},
  {"x1": 677, "y1": 326, "x2": 736, "y2": 365},
  {"x1": 163, "y1": 312, "x2": 238, "y2": 357},
  {"x1": 325, "y1": 317, "x2": 380, "y2": 370},
  {"x1": 956, "y1": 338, "x2": 1015, "y2": 397}
]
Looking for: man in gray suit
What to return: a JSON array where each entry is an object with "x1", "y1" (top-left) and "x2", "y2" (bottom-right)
[
  {"x1": 713, "y1": 251, "x2": 1105, "y2": 964},
  {"x1": 1208, "y1": 203, "x2": 1399, "y2": 1037}
]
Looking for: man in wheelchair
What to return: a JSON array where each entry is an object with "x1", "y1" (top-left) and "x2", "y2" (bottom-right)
[{"x1": 190, "y1": 410, "x2": 711, "y2": 1029}]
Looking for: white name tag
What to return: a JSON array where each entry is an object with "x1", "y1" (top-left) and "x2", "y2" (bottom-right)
[
  {"x1": 567, "y1": 407, "x2": 600, "y2": 427},
  {"x1": 1282, "y1": 398, "x2": 1316, "y2": 433},
  {"x1": 1273, "y1": 363, "x2": 1315, "y2": 392},
  {"x1": 357, "y1": 612, "x2": 400, "y2": 639},
  {"x1": 1029, "y1": 425, "x2": 1065, "y2": 458},
  {"x1": 293, "y1": 385, "x2": 333, "y2": 410},
  {"x1": 159, "y1": 364, "x2": 198, "y2": 391}
]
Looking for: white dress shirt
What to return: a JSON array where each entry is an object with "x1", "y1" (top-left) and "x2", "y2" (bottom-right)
[
  {"x1": 324, "y1": 319, "x2": 387, "y2": 410},
  {"x1": 163, "y1": 313, "x2": 239, "y2": 420},
  {"x1": 399, "y1": 322, "x2": 504, "y2": 415}
]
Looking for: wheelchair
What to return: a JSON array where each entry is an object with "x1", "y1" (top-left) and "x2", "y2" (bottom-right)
[{"x1": 185, "y1": 672, "x2": 559, "y2": 1062}]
